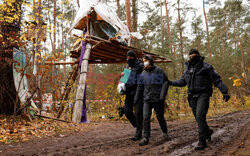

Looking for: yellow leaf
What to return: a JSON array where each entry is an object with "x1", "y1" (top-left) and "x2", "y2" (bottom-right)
[
  {"x1": 76, "y1": 38, "x2": 82, "y2": 43},
  {"x1": 233, "y1": 79, "x2": 242, "y2": 87},
  {"x1": 0, "y1": 138, "x2": 7, "y2": 143}
]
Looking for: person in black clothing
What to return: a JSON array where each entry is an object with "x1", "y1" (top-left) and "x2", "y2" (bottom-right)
[
  {"x1": 135, "y1": 55, "x2": 170, "y2": 146},
  {"x1": 120, "y1": 50, "x2": 144, "y2": 141},
  {"x1": 169, "y1": 49, "x2": 230, "y2": 150}
]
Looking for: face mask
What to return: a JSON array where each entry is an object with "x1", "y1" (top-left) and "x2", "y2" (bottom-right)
[
  {"x1": 127, "y1": 59, "x2": 136, "y2": 67},
  {"x1": 189, "y1": 55, "x2": 200, "y2": 63},
  {"x1": 144, "y1": 61, "x2": 150, "y2": 67}
]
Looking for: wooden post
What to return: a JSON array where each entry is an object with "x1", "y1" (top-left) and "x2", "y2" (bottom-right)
[{"x1": 72, "y1": 43, "x2": 91, "y2": 123}]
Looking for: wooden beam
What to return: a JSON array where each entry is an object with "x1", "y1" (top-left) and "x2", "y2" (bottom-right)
[
  {"x1": 91, "y1": 49, "x2": 120, "y2": 60},
  {"x1": 44, "y1": 61, "x2": 76, "y2": 65},
  {"x1": 72, "y1": 43, "x2": 92, "y2": 123}
]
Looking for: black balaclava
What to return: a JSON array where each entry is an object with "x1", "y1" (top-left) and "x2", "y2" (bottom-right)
[
  {"x1": 188, "y1": 49, "x2": 201, "y2": 65},
  {"x1": 127, "y1": 50, "x2": 136, "y2": 67}
]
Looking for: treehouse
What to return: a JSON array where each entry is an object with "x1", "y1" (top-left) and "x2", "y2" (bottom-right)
[{"x1": 52, "y1": 0, "x2": 171, "y2": 123}]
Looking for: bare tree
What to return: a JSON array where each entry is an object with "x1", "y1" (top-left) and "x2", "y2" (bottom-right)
[
  {"x1": 125, "y1": 0, "x2": 132, "y2": 32},
  {"x1": 77, "y1": 0, "x2": 80, "y2": 8},
  {"x1": 132, "y1": 0, "x2": 138, "y2": 47},
  {"x1": 160, "y1": 0, "x2": 164, "y2": 47},
  {"x1": 116, "y1": 0, "x2": 121, "y2": 19},
  {"x1": 177, "y1": 0, "x2": 184, "y2": 73},
  {"x1": 164, "y1": 0, "x2": 172, "y2": 54},
  {"x1": 203, "y1": 0, "x2": 212, "y2": 60},
  {"x1": 52, "y1": 0, "x2": 57, "y2": 101}
]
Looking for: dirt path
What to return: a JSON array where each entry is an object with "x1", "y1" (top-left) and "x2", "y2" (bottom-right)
[{"x1": 0, "y1": 110, "x2": 249, "y2": 156}]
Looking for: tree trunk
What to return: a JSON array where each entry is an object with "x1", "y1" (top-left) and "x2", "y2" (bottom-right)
[
  {"x1": 233, "y1": 22, "x2": 237, "y2": 63},
  {"x1": 160, "y1": 0, "x2": 164, "y2": 48},
  {"x1": 222, "y1": 13, "x2": 227, "y2": 58},
  {"x1": 177, "y1": 0, "x2": 184, "y2": 73},
  {"x1": 0, "y1": 0, "x2": 23, "y2": 115},
  {"x1": 132, "y1": 0, "x2": 138, "y2": 47},
  {"x1": 125, "y1": 0, "x2": 132, "y2": 32},
  {"x1": 116, "y1": 0, "x2": 121, "y2": 19},
  {"x1": 238, "y1": 24, "x2": 248, "y2": 96},
  {"x1": 52, "y1": 0, "x2": 57, "y2": 101},
  {"x1": 77, "y1": 0, "x2": 80, "y2": 8},
  {"x1": 72, "y1": 43, "x2": 92, "y2": 123},
  {"x1": 164, "y1": 0, "x2": 172, "y2": 54},
  {"x1": 203, "y1": 0, "x2": 212, "y2": 60},
  {"x1": 35, "y1": 0, "x2": 43, "y2": 112}
]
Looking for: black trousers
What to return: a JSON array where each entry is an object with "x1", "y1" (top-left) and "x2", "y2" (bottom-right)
[
  {"x1": 124, "y1": 95, "x2": 143, "y2": 136},
  {"x1": 143, "y1": 102, "x2": 168, "y2": 138},
  {"x1": 188, "y1": 93, "x2": 210, "y2": 138}
]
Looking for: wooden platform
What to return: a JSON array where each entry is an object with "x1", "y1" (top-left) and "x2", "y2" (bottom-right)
[{"x1": 70, "y1": 35, "x2": 171, "y2": 64}]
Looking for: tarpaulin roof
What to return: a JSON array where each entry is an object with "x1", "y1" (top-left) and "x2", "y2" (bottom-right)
[{"x1": 68, "y1": 0, "x2": 131, "y2": 42}]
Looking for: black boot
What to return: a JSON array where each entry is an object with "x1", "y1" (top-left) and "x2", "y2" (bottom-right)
[
  {"x1": 163, "y1": 133, "x2": 170, "y2": 141},
  {"x1": 195, "y1": 136, "x2": 207, "y2": 150},
  {"x1": 205, "y1": 129, "x2": 213, "y2": 142},
  {"x1": 131, "y1": 129, "x2": 142, "y2": 141},
  {"x1": 139, "y1": 138, "x2": 149, "y2": 146},
  {"x1": 131, "y1": 135, "x2": 142, "y2": 141}
]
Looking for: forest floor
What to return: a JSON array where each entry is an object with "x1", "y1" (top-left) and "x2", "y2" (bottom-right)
[{"x1": 0, "y1": 110, "x2": 249, "y2": 156}]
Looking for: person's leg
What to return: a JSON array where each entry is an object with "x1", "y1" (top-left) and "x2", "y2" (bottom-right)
[
  {"x1": 139, "y1": 102, "x2": 151, "y2": 146},
  {"x1": 124, "y1": 95, "x2": 137, "y2": 127},
  {"x1": 154, "y1": 102, "x2": 168, "y2": 135},
  {"x1": 143, "y1": 102, "x2": 152, "y2": 139},
  {"x1": 196, "y1": 94, "x2": 210, "y2": 138},
  {"x1": 132, "y1": 99, "x2": 143, "y2": 140},
  {"x1": 188, "y1": 95, "x2": 197, "y2": 119},
  {"x1": 195, "y1": 94, "x2": 210, "y2": 150}
]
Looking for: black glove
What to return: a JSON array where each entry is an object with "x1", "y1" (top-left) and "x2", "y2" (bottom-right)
[
  {"x1": 223, "y1": 94, "x2": 230, "y2": 102},
  {"x1": 118, "y1": 107, "x2": 125, "y2": 117},
  {"x1": 168, "y1": 81, "x2": 173, "y2": 86},
  {"x1": 159, "y1": 98, "x2": 165, "y2": 104}
]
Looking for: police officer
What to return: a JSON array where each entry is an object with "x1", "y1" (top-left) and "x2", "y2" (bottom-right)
[
  {"x1": 169, "y1": 49, "x2": 230, "y2": 150},
  {"x1": 121, "y1": 50, "x2": 144, "y2": 141},
  {"x1": 135, "y1": 55, "x2": 170, "y2": 146}
]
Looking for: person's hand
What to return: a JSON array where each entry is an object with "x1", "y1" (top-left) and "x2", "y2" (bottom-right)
[
  {"x1": 168, "y1": 80, "x2": 173, "y2": 86},
  {"x1": 159, "y1": 98, "x2": 165, "y2": 104},
  {"x1": 120, "y1": 72, "x2": 124, "y2": 77},
  {"x1": 223, "y1": 94, "x2": 230, "y2": 102}
]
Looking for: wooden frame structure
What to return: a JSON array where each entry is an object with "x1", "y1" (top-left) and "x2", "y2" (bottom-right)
[
  {"x1": 70, "y1": 35, "x2": 171, "y2": 64},
  {"x1": 47, "y1": 7, "x2": 171, "y2": 123}
]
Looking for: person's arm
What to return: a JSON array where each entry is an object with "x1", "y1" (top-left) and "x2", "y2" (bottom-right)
[
  {"x1": 209, "y1": 66, "x2": 230, "y2": 101},
  {"x1": 134, "y1": 74, "x2": 144, "y2": 104},
  {"x1": 171, "y1": 72, "x2": 187, "y2": 87},
  {"x1": 160, "y1": 70, "x2": 169, "y2": 101}
]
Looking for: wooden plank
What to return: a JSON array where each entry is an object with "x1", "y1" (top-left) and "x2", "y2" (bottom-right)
[
  {"x1": 89, "y1": 60, "x2": 127, "y2": 64},
  {"x1": 91, "y1": 49, "x2": 120, "y2": 60},
  {"x1": 70, "y1": 53, "x2": 80, "y2": 58},
  {"x1": 93, "y1": 46, "x2": 125, "y2": 59},
  {"x1": 35, "y1": 114, "x2": 71, "y2": 123},
  {"x1": 44, "y1": 61, "x2": 76, "y2": 65}
]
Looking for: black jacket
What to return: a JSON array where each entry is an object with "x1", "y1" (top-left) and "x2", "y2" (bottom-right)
[
  {"x1": 125, "y1": 58, "x2": 144, "y2": 97},
  {"x1": 134, "y1": 66, "x2": 169, "y2": 103},
  {"x1": 172, "y1": 57, "x2": 228, "y2": 96}
]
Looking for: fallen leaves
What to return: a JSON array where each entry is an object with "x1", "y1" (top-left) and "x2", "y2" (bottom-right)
[{"x1": 0, "y1": 116, "x2": 82, "y2": 144}]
